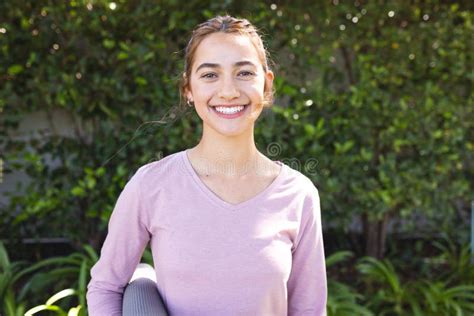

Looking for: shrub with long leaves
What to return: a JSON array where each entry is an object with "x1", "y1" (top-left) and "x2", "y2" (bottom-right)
[
  {"x1": 25, "y1": 288, "x2": 83, "y2": 316},
  {"x1": 1, "y1": 241, "x2": 29, "y2": 316},
  {"x1": 22, "y1": 244, "x2": 98, "y2": 309},
  {"x1": 429, "y1": 235, "x2": 474, "y2": 284},
  {"x1": 326, "y1": 251, "x2": 372, "y2": 316},
  {"x1": 0, "y1": 241, "x2": 98, "y2": 313},
  {"x1": 414, "y1": 281, "x2": 474, "y2": 316},
  {"x1": 357, "y1": 254, "x2": 474, "y2": 315}
]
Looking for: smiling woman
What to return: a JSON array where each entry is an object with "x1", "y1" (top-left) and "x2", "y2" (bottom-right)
[
  {"x1": 185, "y1": 31, "x2": 273, "y2": 138},
  {"x1": 86, "y1": 15, "x2": 327, "y2": 316}
]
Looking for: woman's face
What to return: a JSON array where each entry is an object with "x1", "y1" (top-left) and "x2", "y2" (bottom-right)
[{"x1": 186, "y1": 32, "x2": 274, "y2": 137}]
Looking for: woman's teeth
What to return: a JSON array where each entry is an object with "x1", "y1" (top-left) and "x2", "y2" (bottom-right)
[{"x1": 214, "y1": 105, "x2": 245, "y2": 114}]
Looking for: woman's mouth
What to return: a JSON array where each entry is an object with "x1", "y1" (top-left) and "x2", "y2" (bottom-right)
[{"x1": 209, "y1": 104, "x2": 249, "y2": 119}]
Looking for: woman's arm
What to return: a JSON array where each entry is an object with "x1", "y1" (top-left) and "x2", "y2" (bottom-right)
[
  {"x1": 86, "y1": 172, "x2": 150, "y2": 316},
  {"x1": 287, "y1": 190, "x2": 327, "y2": 316}
]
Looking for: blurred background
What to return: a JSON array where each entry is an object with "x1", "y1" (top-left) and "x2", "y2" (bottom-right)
[{"x1": 1, "y1": 0, "x2": 473, "y2": 315}]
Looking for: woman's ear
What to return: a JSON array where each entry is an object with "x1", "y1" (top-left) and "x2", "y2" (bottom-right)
[
  {"x1": 264, "y1": 70, "x2": 274, "y2": 94},
  {"x1": 186, "y1": 92, "x2": 194, "y2": 107},
  {"x1": 183, "y1": 73, "x2": 193, "y2": 102}
]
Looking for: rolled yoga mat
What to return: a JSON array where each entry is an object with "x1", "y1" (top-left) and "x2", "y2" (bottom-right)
[{"x1": 122, "y1": 264, "x2": 168, "y2": 316}]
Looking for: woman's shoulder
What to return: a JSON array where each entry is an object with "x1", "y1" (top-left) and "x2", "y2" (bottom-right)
[
  {"x1": 278, "y1": 163, "x2": 322, "y2": 222},
  {"x1": 279, "y1": 161, "x2": 319, "y2": 195},
  {"x1": 130, "y1": 150, "x2": 187, "y2": 186}
]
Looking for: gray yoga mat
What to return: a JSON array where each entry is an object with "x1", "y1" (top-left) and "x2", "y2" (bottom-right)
[{"x1": 123, "y1": 277, "x2": 169, "y2": 316}]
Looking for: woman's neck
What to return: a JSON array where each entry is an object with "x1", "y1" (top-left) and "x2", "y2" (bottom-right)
[{"x1": 187, "y1": 127, "x2": 264, "y2": 178}]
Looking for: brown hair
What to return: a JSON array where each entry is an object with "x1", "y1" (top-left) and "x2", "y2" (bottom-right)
[{"x1": 179, "y1": 15, "x2": 274, "y2": 110}]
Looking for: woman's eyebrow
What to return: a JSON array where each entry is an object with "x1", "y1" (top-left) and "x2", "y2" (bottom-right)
[
  {"x1": 234, "y1": 61, "x2": 257, "y2": 68},
  {"x1": 195, "y1": 63, "x2": 219, "y2": 72},
  {"x1": 195, "y1": 61, "x2": 257, "y2": 73}
]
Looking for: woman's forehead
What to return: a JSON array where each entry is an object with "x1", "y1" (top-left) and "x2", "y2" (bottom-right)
[{"x1": 193, "y1": 33, "x2": 261, "y2": 69}]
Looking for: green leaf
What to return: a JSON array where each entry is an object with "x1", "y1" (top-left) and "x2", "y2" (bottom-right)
[
  {"x1": 68, "y1": 306, "x2": 82, "y2": 316},
  {"x1": 326, "y1": 251, "x2": 353, "y2": 267},
  {"x1": 8, "y1": 64, "x2": 23, "y2": 75},
  {"x1": 135, "y1": 76, "x2": 148, "y2": 86},
  {"x1": 71, "y1": 186, "x2": 85, "y2": 196},
  {"x1": 102, "y1": 39, "x2": 115, "y2": 49},
  {"x1": 46, "y1": 288, "x2": 76, "y2": 305},
  {"x1": 25, "y1": 304, "x2": 62, "y2": 316},
  {"x1": 117, "y1": 52, "x2": 129, "y2": 60}
]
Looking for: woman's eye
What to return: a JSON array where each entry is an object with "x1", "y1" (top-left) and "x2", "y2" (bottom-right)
[
  {"x1": 238, "y1": 71, "x2": 255, "y2": 77},
  {"x1": 201, "y1": 73, "x2": 217, "y2": 79}
]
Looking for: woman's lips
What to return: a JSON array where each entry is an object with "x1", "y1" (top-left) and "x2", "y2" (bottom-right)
[{"x1": 209, "y1": 104, "x2": 249, "y2": 119}]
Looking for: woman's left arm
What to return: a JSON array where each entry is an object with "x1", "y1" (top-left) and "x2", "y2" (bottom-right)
[{"x1": 287, "y1": 190, "x2": 327, "y2": 316}]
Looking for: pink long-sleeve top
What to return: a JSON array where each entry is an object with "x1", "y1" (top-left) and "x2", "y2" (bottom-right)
[{"x1": 86, "y1": 150, "x2": 327, "y2": 315}]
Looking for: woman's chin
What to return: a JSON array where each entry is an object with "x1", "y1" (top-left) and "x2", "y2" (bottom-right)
[{"x1": 207, "y1": 122, "x2": 253, "y2": 138}]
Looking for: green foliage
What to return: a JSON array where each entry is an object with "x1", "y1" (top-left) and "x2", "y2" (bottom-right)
[
  {"x1": 1, "y1": 0, "x2": 472, "y2": 256},
  {"x1": 356, "y1": 247, "x2": 474, "y2": 315},
  {"x1": 25, "y1": 288, "x2": 83, "y2": 316},
  {"x1": 1, "y1": 0, "x2": 473, "y2": 314},
  {"x1": 414, "y1": 281, "x2": 474, "y2": 316},
  {"x1": 0, "y1": 241, "x2": 156, "y2": 315},
  {"x1": 326, "y1": 251, "x2": 373, "y2": 316},
  {"x1": 1, "y1": 242, "x2": 28, "y2": 316},
  {"x1": 328, "y1": 281, "x2": 373, "y2": 316},
  {"x1": 325, "y1": 235, "x2": 474, "y2": 315},
  {"x1": 1, "y1": 0, "x2": 472, "y2": 261},
  {"x1": 261, "y1": 2, "x2": 473, "y2": 255},
  {"x1": 429, "y1": 235, "x2": 474, "y2": 284},
  {"x1": 0, "y1": 0, "x2": 203, "y2": 244},
  {"x1": 357, "y1": 257, "x2": 409, "y2": 314},
  {"x1": 0, "y1": 241, "x2": 96, "y2": 315},
  {"x1": 3, "y1": 240, "x2": 474, "y2": 314}
]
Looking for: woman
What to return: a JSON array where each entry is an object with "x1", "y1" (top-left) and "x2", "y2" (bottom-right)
[{"x1": 87, "y1": 15, "x2": 327, "y2": 315}]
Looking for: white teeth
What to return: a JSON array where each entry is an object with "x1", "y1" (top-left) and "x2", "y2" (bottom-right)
[{"x1": 214, "y1": 105, "x2": 245, "y2": 114}]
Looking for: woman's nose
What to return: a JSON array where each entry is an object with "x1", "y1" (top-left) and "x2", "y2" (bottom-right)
[{"x1": 217, "y1": 77, "x2": 240, "y2": 100}]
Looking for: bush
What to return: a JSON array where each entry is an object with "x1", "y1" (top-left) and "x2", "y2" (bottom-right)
[{"x1": 1, "y1": 1, "x2": 472, "y2": 258}]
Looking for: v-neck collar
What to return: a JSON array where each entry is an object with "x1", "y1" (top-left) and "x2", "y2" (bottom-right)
[{"x1": 181, "y1": 149, "x2": 287, "y2": 211}]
